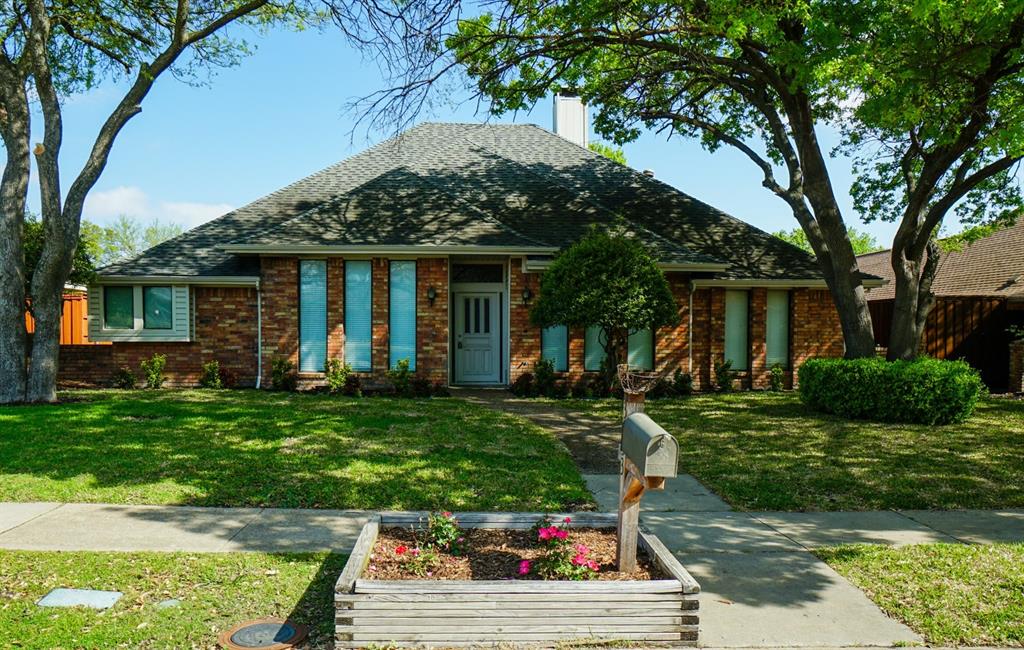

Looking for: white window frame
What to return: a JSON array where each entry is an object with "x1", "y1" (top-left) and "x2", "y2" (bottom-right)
[{"x1": 89, "y1": 284, "x2": 191, "y2": 342}]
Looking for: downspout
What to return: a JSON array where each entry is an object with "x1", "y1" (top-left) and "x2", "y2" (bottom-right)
[
  {"x1": 255, "y1": 283, "x2": 262, "y2": 389},
  {"x1": 687, "y1": 280, "x2": 695, "y2": 376}
]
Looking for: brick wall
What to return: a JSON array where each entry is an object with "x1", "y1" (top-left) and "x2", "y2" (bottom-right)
[
  {"x1": 260, "y1": 257, "x2": 299, "y2": 386},
  {"x1": 791, "y1": 288, "x2": 845, "y2": 387},
  {"x1": 59, "y1": 286, "x2": 259, "y2": 387},
  {"x1": 416, "y1": 258, "x2": 449, "y2": 385},
  {"x1": 509, "y1": 259, "x2": 541, "y2": 382}
]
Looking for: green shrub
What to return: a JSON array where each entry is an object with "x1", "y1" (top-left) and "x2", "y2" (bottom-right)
[
  {"x1": 140, "y1": 353, "x2": 166, "y2": 389},
  {"x1": 200, "y1": 360, "x2": 223, "y2": 389},
  {"x1": 343, "y1": 373, "x2": 363, "y2": 397},
  {"x1": 324, "y1": 359, "x2": 351, "y2": 394},
  {"x1": 672, "y1": 368, "x2": 693, "y2": 396},
  {"x1": 534, "y1": 358, "x2": 557, "y2": 397},
  {"x1": 768, "y1": 364, "x2": 785, "y2": 392},
  {"x1": 388, "y1": 359, "x2": 414, "y2": 396},
  {"x1": 112, "y1": 366, "x2": 137, "y2": 390},
  {"x1": 510, "y1": 373, "x2": 534, "y2": 397},
  {"x1": 271, "y1": 358, "x2": 297, "y2": 391},
  {"x1": 798, "y1": 357, "x2": 984, "y2": 425},
  {"x1": 411, "y1": 377, "x2": 433, "y2": 398},
  {"x1": 714, "y1": 358, "x2": 735, "y2": 393}
]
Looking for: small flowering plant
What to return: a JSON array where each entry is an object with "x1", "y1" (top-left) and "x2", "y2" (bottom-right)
[
  {"x1": 524, "y1": 516, "x2": 599, "y2": 580},
  {"x1": 393, "y1": 543, "x2": 439, "y2": 577},
  {"x1": 425, "y1": 511, "x2": 464, "y2": 555}
]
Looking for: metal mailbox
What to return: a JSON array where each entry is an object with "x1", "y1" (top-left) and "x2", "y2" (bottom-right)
[{"x1": 621, "y1": 413, "x2": 679, "y2": 478}]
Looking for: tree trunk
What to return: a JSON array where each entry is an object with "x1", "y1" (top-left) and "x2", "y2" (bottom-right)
[
  {"x1": 26, "y1": 286, "x2": 63, "y2": 402},
  {"x1": 0, "y1": 83, "x2": 32, "y2": 404},
  {"x1": 886, "y1": 241, "x2": 939, "y2": 360}
]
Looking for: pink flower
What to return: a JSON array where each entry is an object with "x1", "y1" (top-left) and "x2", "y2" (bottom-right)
[
  {"x1": 443, "y1": 511, "x2": 452, "y2": 517},
  {"x1": 517, "y1": 560, "x2": 531, "y2": 576},
  {"x1": 573, "y1": 553, "x2": 588, "y2": 565},
  {"x1": 395, "y1": 545, "x2": 408, "y2": 555},
  {"x1": 587, "y1": 560, "x2": 599, "y2": 571},
  {"x1": 554, "y1": 529, "x2": 568, "y2": 540},
  {"x1": 563, "y1": 517, "x2": 572, "y2": 524},
  {"x1": 410, "y1": 548, "x2": 421, "y2": 557},
  {"x1": 538, "y1": 527, "x2": 552, "y2": 541},
  {"x1": 575, "y1": 544, "x2": 589, "y2": 554}
]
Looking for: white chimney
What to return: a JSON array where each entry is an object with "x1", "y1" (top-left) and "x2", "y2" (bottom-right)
[{"x1": 553, "y1": 92, "x2": 589, "y2": 148}]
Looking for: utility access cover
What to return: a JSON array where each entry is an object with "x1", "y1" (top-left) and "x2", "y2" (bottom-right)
[{"x1": 218, "y1": 617, "x2": 308, "y2": 650}]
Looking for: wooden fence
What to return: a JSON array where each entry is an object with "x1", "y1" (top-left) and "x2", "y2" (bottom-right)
[
  {"x1": 869, "y1": 296, "x2": 1020, "y2": 392},
  {"x1": 25, "y1": 293, "x2": 101, "y2": 345}
]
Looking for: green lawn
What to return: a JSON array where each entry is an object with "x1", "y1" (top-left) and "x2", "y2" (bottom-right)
[
  {"x1": 0, "y1": 390, "x2": 591, "y2": 511},
  {"x1": 556, "y1": 392, "x2": 1024, "y2": 510},
  {"x1": 817, "y1": 544, "x2": 1024, "y2": 646},
  {"x1": 0, "y1": 550, "x2": 344, "y2": 649}
]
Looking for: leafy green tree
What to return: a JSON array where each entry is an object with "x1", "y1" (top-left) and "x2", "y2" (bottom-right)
[
  {"x1": 0, "y1": 0, "x2": 315, "y2": 403},
  {"x1": 22, "y1": 215, "x2": 99, "y2": 297},
  {"x1": 95, "y1": 215, "x2": 185, "y2": 266},
  {"x1": 774, "y1": 227, "x2": 881, "y2": 256},
  {"x1": 531, "y1": 228, "x2": 678, "y2": 388},
  {"x1": 342, "y1": 0, "x2": 1024, "y2": 363},
  {"x1": 588, "y1": 141, "x2": 626, "y2": 165}
]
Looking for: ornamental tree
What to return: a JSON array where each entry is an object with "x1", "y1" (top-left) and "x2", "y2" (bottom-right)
[
  {"x1": 530, "y1": 228, "x2": 678, "y2": 387},
  {"x1": 0, "y1": 0, "x2": 315, "y2": 403},
  {"x1": 337, "y1": 0, "x2": 1024, "y2": 362}
]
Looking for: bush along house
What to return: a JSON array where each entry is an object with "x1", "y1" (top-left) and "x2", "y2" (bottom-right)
[{"x1": 65, "y1": 96, "x2": 879, "y2": 391}]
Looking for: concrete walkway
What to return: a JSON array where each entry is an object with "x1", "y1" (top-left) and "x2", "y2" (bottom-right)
[{"x1": 0, "y1": 502, "x2": 367, "y2": 552}]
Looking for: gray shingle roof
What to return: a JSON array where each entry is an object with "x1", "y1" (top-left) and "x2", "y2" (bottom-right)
[{"x1": 100, "y1": 122, "x2": 822, "y2": 280}]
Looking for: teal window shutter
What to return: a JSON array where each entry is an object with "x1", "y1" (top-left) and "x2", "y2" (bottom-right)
[
  {"x1": 628, "y1": 328, "x2": 654, "y2": 371},
  {"x1": 584, "y1": 326, "x2": 604, "y2": 371},
  {"x1": 766, "y1": 290, "x2": 790, "y2": 368},
  {"x1": 103, "y1": 286, "x2": 134, "y2": 329},
  {"x1": 724, "y1": 290, "x2": 750, "y2": 370},
  {"x1": 299, "y1": 260, "x2": 328, "y2": 373},
  {"x1": 142, "y1": 286, "x2": 173, "y2": 330},
  {"x1": 541, "y1": 325, "x2": 568, "y2": 372},
  {"x1": 345, "y1": 260, "x2": 372, "y2": 371},
  {"x1": 389, "y1": 260, "x2": 416, "y2": 370}
]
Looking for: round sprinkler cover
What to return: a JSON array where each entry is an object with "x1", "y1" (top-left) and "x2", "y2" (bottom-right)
[{"x1": 218, "y1": 617, "x2": 308, "y2": 650}]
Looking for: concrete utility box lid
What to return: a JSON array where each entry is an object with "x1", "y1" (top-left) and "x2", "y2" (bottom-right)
[
  {"x1": 621, "y1": 412, "x2": 679, "y2": 478},
  {"x1": 37, "y1": 588, "x2": 123, "y2": 610}
]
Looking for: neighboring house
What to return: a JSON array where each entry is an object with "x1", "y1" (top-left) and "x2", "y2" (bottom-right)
[
  {"x1": 62, "y1": 96, "x2": 868, "y2": 390},
  {"x1": 858, "y1": 220, "x2": 1024, "y2": 392}
]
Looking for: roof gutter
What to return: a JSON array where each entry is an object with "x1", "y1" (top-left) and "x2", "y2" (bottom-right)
[
  {"x1": 690, "y1": 278, "x2": 887, "y2": 289},
  {"x1": 220, "y1": 244, "x2": 560, "y2": 256},
  {"x1": 95, "y1": 275, "x2": 261, "y2": 287},
  {"x1": 522, "y1": 258, "x2": 729, "y2": 273}
]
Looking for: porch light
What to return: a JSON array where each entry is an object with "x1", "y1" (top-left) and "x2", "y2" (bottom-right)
[
  {"x1": 521, "y1": 287, "x2": 533, "y2": 304},
  {"x1": 426, "y1": 286, "x2": 438, "y2": 305}
]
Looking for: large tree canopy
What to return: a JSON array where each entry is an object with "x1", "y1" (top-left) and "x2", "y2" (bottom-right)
[
  {"x1": 0, "y1": 0, "x2": 315, "y2": 403},
  {"x1": 531, "y1": 227, "x2": 678, "y2": 385},
  {"x1": 341, "y1": 0, "x2": 1024, "y2": 362}
]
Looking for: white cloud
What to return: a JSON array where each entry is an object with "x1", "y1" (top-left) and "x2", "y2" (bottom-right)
[{"x1": 83, "y1": 185, "x2": 233, "y2": 230}]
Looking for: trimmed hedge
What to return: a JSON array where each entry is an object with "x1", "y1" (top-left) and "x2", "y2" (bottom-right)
[{"x1": 798, "y1": 357, "x2": 984, "y2": 425}]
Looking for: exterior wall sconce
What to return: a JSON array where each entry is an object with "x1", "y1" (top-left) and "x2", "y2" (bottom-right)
[
  {"x1": 521, "y1": 287, "x2": 534, "y2": 304},
  {"x1": 426, "y1": 286, "x2": 438, "y2": 306}
]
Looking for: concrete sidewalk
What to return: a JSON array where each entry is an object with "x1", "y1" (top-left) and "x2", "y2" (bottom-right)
[{"x1": 0, "y1": 502, "x2": 367, "y2": 552}]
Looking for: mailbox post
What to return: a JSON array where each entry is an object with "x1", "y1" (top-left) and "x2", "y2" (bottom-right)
[{"x1": 617, "y1": 413, "x2": 679, "y2": 572}]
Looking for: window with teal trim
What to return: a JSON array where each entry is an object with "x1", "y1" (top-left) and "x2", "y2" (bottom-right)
[
  {"x1": 584, "y1": 326, "x2": 654, "y2": 371},
  {"x1": 766, "y1": 290, "x2": 790, "y2": 368},
  {"x1": 103, "y1": 286, "x2": 134, "y2": 329},
  {"x1": 345, "y1": 260, "x2": 372, "y2": 371},
  {"x1": 299, "y1": 260, "x2": 328, "y2": 373},
  {"x1": 389, "y1": 260, "x2": 416, "y2": 370},
  {"x1": 541, "y1": 325, "x2": 568, "y2": 372},
  {"x1": 724, "y1": 290, "x2": 750, "y2": 370},
  {"x1": 627, "y1": 328, "x2": 654, "y2": 371}
]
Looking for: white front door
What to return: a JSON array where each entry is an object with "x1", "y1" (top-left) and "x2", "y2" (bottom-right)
[{"x1": 454, "y1": 292, "x2": 501, "y2": 384}]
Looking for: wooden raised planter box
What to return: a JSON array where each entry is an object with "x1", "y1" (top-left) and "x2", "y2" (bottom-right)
[{"x1": 335, "y1": 512, "x2": 700, "y2": 648}]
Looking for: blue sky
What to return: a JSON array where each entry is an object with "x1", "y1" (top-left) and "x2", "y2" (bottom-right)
[{"x1": 30, "y1": 25, "x2": 912, "y2": 246}]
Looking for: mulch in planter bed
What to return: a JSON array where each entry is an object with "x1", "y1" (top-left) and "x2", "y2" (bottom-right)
[{"x1": 368, "y1": 526, "x2": 665, "y2": 581}]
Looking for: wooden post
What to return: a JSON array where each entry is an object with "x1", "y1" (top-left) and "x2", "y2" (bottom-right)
[
  {"x1": 623, "y1": 391, "x2": 645, "y2": 419},
  {"x1": 616, "y1": 456, "x2": 645, "y2": 572}
]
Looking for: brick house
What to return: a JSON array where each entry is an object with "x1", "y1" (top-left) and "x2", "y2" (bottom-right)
[{"x1": 65, "y1": 98, "x2": 869, "y2": 390}]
